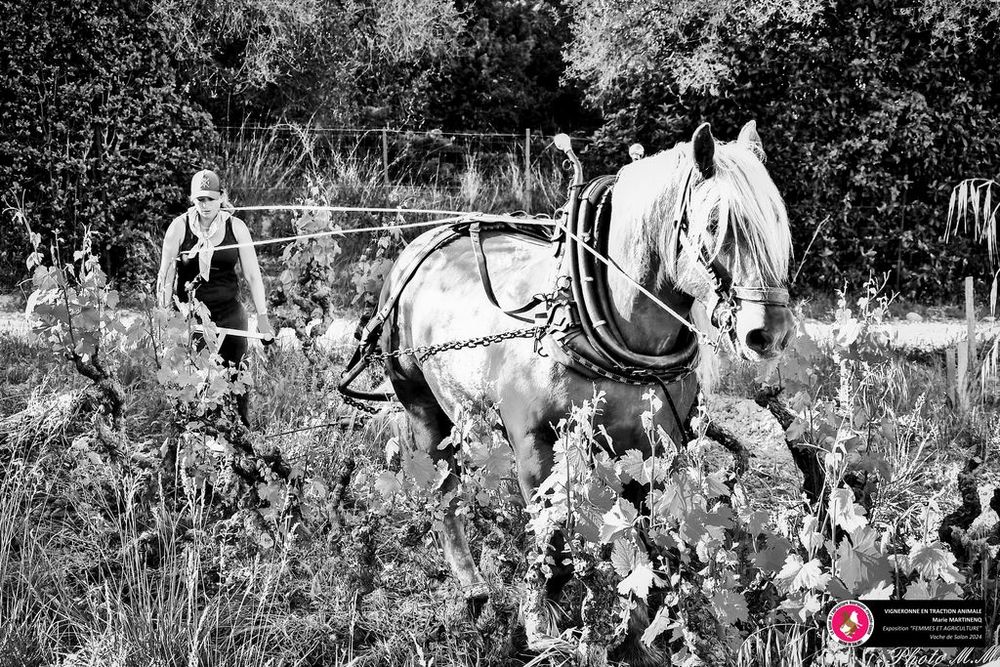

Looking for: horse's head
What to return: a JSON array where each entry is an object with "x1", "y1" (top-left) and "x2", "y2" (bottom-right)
[
  {"x1": 618, "y1": 121, "x2": 795, "y2": 361},
  {"x1": 680, "y1": 121, "x2": 795, "y2": 361}
]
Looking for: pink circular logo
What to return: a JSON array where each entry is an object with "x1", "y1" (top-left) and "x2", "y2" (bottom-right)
[{"x1": 828, "y1": 600, "x2": 874, "y2": 645}]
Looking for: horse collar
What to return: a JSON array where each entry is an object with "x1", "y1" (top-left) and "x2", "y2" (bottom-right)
[{"x1": 551, "y1": 176, "x2": 701, "y2": 384}]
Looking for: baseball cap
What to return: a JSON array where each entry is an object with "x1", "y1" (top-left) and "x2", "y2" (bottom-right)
[{"x1": 190, "y1": 170, "x2": 222, "y2": 199}]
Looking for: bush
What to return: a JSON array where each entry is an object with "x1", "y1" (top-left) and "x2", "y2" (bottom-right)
[
  {"x1": 0, "y1": 0, "x2": 218, "y2": 292},
  {"x1": 571, "y1": 0, "x2": 1000, "y2": 299}
]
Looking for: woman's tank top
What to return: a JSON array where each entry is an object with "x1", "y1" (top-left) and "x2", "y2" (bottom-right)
[{"x1": 175, "y1": 213, "x2": 241, "y2": 316}]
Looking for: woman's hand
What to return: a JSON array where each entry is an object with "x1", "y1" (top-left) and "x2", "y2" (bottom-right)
[{"x1": 257, "y1": 314, "x2": 276, "y2": 345}]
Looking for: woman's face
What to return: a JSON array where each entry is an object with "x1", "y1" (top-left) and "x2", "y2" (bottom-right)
[{"x1": 192, "y1": 195, "x2": 222, "y2": 220}]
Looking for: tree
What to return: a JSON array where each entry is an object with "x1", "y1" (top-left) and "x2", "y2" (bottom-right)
[
  {"x1": 0, "y1": 0, "x2": 217, "y2": 291},
  {"x1": 424, "y1": 0, "x2": 598, "y2": 133},
  {"x1": 565, "y1": 0, "x2": 1000, "y2": 297},
  {"x1": 154, "y1": 0, "x2": 465, "y2": 127}
]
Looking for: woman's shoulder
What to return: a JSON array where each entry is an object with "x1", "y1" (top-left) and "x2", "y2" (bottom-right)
[
  {"x1": 228, "y1": 215, "x2": 252, "y2": 238},
  {"x1": 169, "y1": 209, "x2": 194, "y2": 229},
  {"x1": 165, "y1": 212, "x2": 190, "y2": 239}
]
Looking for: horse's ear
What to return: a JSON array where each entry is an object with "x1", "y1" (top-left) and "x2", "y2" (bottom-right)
[
  {"x1": 691, "y1": 122, "x2": 715, "y2": 179},
  {"x1": 738, "y1": 120, "x2": 766, "y2": 161}
]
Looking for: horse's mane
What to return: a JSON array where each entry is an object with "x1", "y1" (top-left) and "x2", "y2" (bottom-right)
[{"x1": 614, "y1": 139, "x2": 792, "y2": 290}]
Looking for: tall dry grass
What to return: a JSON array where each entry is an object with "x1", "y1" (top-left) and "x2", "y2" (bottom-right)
[{"x1": 0, "y1": 326, "x2": 519, "y2": 666}]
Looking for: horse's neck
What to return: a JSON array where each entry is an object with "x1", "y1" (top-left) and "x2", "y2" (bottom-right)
[{"x1": 605, "y1": 201, "x2": 692, "y2": 356}]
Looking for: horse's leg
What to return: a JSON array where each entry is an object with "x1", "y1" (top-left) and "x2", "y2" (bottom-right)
[
  {"x1": 575, "y1": 548, "x2": 626, "y2": 667},
  {"x1": 394, "y1": 374, "x2": 489, "y2": 607},
  {"x1": 505, "y1": 425, "x2": 575, "y2": 645}
]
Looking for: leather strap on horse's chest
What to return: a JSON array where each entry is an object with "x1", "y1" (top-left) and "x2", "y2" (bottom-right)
[{"x1": 544, "y1": 302, "x2": 699, "y2": 385}]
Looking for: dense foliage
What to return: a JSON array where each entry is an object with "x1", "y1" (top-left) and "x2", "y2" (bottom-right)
[
  {"x1": 5, "y1": 0, "x2": 1000, "y2": 298},
  {"x1": 0, "y1": 0, "x2": 217, "y2": 292},
  {"x1": 6, "y1": 234, "x2": 997, "y2": 664},
  {"x1": 566, "y1": 0, "x2": 1000, "y2": 297},
  {"x1": 151, "y1": 0, "x2": 590, "y2": 132}
]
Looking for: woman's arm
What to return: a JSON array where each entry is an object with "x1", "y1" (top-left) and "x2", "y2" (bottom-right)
[
  {"x1": 232, "y1": 217, "x2": 274, "y2": 339},
  {"x1": 156, "y1": 217, "x2": 184, "y2": 308}
]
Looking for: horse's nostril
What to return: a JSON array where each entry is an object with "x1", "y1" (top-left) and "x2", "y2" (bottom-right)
[{"x1": 745, "y1": 328, "x2": 774, "y2": 354}]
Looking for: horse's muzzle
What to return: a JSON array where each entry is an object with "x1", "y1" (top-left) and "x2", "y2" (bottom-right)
[{"x1": 740, "y1": 304, "x2": 795, "y2": 359}]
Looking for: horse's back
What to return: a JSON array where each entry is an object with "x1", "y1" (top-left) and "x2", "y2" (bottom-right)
[
  {"x1": 380, "y1": 225, "x2": 560, "y2": 407},
  {"x1": 382, "y1": 224, "x2": 558, "y2": 329}
]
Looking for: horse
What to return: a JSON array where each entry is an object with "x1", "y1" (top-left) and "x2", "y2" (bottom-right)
[{"x1": 376, "y1": 121, "x2": 795, "y2": 660}]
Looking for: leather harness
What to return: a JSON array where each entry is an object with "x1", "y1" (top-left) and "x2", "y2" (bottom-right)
[{"x1": 338, "y1": 169, "x2": 789, "y2": 401}]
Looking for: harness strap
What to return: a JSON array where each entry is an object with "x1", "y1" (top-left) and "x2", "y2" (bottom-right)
[
  {"x1": 340, "y1": 224, "x2": 467, "y2": 401},
  {"x1": 355, "y1": 225, "x2": 464, "y2": 345},
  {"x1": 469, "y1": 221, "x2": 544, "y2": 322},
  {"x1": 732, "y1": 285, "x2": 790, "y2": 305},
  {"x1": 567, "y1": 176, "x2": 702, "y2": 375},
  {"x1": 654, "y1": 375, "x2": 697, "y2": 446}
]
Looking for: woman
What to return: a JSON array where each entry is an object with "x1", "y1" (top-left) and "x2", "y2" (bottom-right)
[{"x1": 156, "y1": 169, "x2": 274, "y2": 423}]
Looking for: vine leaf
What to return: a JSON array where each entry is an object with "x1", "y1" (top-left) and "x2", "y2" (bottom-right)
[
  {"x1": 859, "y1": 581, "x2": 895, "y2": 600},
  {"x1": 403, "y1": 448, "x2": 439, "y2": 488},
  {"x1": 641, "y1": 606, "x2": 676, "y2": 647},
  {"x1": 374, "y1": 471, "x2": 401, "y2": 497},
  {"x1": 836, "y1": 526, "x2": 892, "y2": 595},
  {"x1": 906, "y1": 541, "x2": 965, "y2": 584},
  {"x1": 618, "y1": 449, "x2": 652, "y2": 485},
  {"x1": 611, "y1": 540, "x2": 640, "y2": 577},
  {"x1": 711, "y1": 588, "x2": 749, "y2": 624},
  {"x1": 776, "y1": 555, "x2": 831, "y2": 592},
  {"x1": 755, "y1": 533, "x2": 793, "y2": 573},
  {"x1": 829, "y1": 487, "x2": 867, "y2": 533},
  {"x1": 600, "y1": 498, "x2": 638, "y2": 543},
  {"x1": 617, "y1": 562, "x2": 663, "y2": 600}
]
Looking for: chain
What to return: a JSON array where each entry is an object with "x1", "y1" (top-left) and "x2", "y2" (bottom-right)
[
  {"x1": 367, "y1": 325, "x2": 544, "y2": 364},
  {"x1": 339, "y1": 325, "x2": 545, "y2": 414},
  {"x1": 341, "y1": 393, "x2": 391, "y2": 416}
]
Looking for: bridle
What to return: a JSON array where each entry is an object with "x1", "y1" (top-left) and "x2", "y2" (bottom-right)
[{"x1": 671, "y1": 166, "x2": 790, "y2": 347}]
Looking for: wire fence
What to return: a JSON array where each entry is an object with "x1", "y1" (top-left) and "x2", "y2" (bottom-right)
[{"x1": 212, "y1": 124, "x2": 593, "y2": 201}]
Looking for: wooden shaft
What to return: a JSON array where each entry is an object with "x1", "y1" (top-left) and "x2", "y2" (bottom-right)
[{"x1": 966, "y1": 276, "x2": 976, "y2": 367}]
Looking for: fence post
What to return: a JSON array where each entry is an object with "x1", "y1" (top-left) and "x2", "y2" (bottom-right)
[
  {"x1": 956, "y1": 342, "x2": 970, "y2": 413},
  {"x1": 966, "y1": 276, "x2": 976, "y2": 368},
  {"x1": 382, "y1": 129, "x2": 390, "y2": 188},
  {"x1": 523, "y1": 128, "x2": 531, "y2": 209},
  {"x1": 946, "y1": 347, "x2": 958, "y2": 408}
]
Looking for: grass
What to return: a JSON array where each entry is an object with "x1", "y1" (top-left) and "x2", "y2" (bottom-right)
[
  {"x1": 4, "y1": 127, "x2": 1000, "y2": 665},
  {"x1": 2, "y1": 303, "x2": 999, "y2": 665},
  {"x1": 0, "y1": 324, "x2": 539, "y2": 666}
]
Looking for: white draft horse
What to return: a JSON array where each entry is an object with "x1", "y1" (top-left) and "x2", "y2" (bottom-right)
[{"x1": 378, "y1": 122, "x2": 795, "y2": 661}]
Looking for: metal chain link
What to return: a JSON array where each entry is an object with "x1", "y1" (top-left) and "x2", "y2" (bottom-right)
[
  {"x1": 377, "y1": 325, "x2": 544, "y2": 363},
  {"x1": 341, "y1": 393, "x2": 391, "y2": 416},
  {"x1": 340, "y1": 325, "x2": 545, "y2": 415}
]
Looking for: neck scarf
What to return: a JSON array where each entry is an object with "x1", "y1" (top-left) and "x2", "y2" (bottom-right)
[{"x1": 183, "y1": 208, "x2": 230, "y2": 281}]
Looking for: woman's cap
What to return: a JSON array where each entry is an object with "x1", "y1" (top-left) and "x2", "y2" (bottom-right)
[{"x1": 190, "y1": 170, "x2": 221, "y2": 199}]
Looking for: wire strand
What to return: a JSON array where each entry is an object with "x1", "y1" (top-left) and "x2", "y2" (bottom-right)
[{"x1": 184, "y1": 205, "x2": 705, "y2": 337}]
